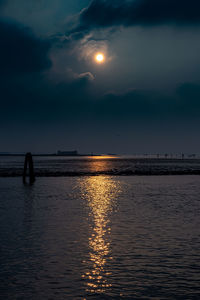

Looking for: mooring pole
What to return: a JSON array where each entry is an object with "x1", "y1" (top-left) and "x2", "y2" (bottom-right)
[{"x1": 23, "y1": 152, "x2": 35, "y2": 184}]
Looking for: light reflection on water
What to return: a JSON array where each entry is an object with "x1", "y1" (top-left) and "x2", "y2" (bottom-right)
[
  {"x1": 1, "y1": 176, "x2": 200, "y2": 299},
  {"x1": 80, "y1": 176, "x2": 120, "y2": 294}
]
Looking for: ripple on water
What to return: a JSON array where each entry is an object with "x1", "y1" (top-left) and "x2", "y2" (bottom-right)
[{"x1": 0, "y1": 176, "x2": 200, "y2": 299}]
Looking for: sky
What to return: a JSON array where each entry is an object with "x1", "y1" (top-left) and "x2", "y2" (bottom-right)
[{"x1": 0, "y1": 0, "x2": 200, "y2": 154}]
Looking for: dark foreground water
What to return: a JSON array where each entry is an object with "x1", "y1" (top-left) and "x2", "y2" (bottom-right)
[{"x1": 0, "y1": 176, "x2": 200, "y2": 299}]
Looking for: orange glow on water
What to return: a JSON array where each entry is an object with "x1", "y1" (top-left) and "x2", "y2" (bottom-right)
[{"x1": 80, "y1": 175, "x2": 121, "y2": 294}]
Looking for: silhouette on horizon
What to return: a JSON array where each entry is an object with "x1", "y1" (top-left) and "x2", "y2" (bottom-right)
[{"x1": 23, "y1": 152, "x2": 35, "y2": 185}]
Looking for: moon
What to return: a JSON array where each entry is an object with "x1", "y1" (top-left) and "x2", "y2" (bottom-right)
[{"x1": 95, "y1": 53, "x2": 105, "y2": 64}]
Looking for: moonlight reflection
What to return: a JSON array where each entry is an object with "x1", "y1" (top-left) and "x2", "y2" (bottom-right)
[{"x1": 81, "y1": 175, "x2": 120, "y2": 294}]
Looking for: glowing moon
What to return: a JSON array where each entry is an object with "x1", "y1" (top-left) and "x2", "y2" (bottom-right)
[{"x1": 95, "y1": 53, "x2": 105, "y2": 64}]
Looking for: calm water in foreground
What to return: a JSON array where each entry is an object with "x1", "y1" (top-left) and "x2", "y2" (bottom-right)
[{"x1": 0, "y1": 176, "x2": 200, "y2": 299}]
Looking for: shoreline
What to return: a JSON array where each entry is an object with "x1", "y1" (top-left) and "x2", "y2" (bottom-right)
[{"x1": 1, "y1": 170, "x2": 200, "y2": 177}]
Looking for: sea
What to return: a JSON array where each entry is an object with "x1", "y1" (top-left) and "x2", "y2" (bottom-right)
[{"x1": 0, "y1": 156, "x2": 200, "y2": 299}]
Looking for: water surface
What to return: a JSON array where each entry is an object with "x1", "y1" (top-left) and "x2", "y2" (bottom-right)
[
  {"x1": 1, "y1": 175, "x2": 200, "y2": 299},
  {"x1": 1, "y1": 155, "x2": 200, "y2": 176}
]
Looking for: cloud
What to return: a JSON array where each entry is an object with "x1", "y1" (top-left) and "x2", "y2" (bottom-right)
[
  {"x1": 73, "y1": 0, "x2": 200, "y2": 34},
  {"x1": 78, "y1": 36, "x2": 113, "y2": 63},
  {"x1": 0, "y1": 2, "x2": 200, "y2": 128},
  {"x1": 76, "y1": 72, "x2": 95, "y2": 81},
  {"x1": 0, "y1": 17, "x2": 96, "y2": 125},
  {"x1": 1, "y1": 71, "x2": 200, "y2": 125},
  {"x1": 102, "y1": 83, "x2": 200, "y2": 120},
  {"x1": 0, "y1": 67, "x2": 95, "y2": 125},
  {"x1": 0, "y1": 0, "x2": 5, "y2": 7},
  {"x1": 0, "y1": 19, "x2": 52, "y2": 74}
]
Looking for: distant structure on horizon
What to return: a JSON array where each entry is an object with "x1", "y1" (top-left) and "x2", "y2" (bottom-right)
[{"x1": 57, "y1": 150, "x2": 78, "y2": 156}]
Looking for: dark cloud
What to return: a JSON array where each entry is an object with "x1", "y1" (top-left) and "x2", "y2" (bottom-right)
[
  {"x1": 0, "y1": 19, "x2": 52, "y2": 74},
  {"x1": 0, "y1": 16, "x2": 95, "y2": 125},
  {"x1": 0, "y1": 0, "x2": 5, "y2": 7},
  {"x1": 74, "y1": 0, "x2": 200, "y2": 34},
  {"x1": 0, "y1": 70, "x2": 94, "y2": 124},
  {"x1": 96, "y1": 86, "x2": 200, "y2": 121},
  {"x1": 1, "y1": 71, "x2": 200, "y2": 125}
]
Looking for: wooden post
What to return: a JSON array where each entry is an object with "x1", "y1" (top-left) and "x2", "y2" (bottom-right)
[{"x1": 23, "y1": 152, "x2": 35, "y2": 184}]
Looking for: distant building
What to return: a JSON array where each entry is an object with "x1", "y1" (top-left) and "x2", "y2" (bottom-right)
[{"x1": 57, "y1": 150, "x2": 78, "y2": 156}]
